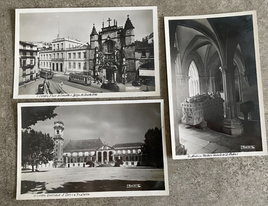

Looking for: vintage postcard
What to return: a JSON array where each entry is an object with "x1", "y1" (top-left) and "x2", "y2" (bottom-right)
[
  {"x1": 13, "y1": 7, "x2": 159, "y2": 99},
  {"x1": 17, "y1": 100, "x2": 168, "y2": 199},
  {"x1": 164, "y1": 11, "x2": 267, "y2": 159}
]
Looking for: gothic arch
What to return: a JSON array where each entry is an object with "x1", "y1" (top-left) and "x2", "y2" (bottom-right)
[
  {"x1": 174, "y1": 21, "x2": 224, "y2": 66},
  {"x1": 188, "y1": 61, "x2": 200, "y2": 97}
]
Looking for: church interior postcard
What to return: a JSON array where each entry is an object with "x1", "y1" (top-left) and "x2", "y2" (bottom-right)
[
  {"x1": 164, "y1": 11, "x2": 267, "y2": 159},
  {"x1": 13, "y1": 7, "x2": 159, "y2": 99},
  {"x1": 16, "y1": 100, "x2": 168, "y2": 200}
]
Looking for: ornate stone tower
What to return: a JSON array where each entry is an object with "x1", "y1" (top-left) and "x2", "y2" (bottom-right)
[
  {"x1": 124, "y1": 15, "x2": 135, "y2": 46},
  {"x1": 53, "y1": 121, "x2": 64, "y2": 167},
  {"x1": 90, "y1": 24, "x2": 99, "y2": 49}
]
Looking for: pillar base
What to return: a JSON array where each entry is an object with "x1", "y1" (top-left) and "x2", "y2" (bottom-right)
[
  {"x1": 176, "y1": 143, "x2": 187, "y2": 155},
  {"x1": 222, "y1": 118, "x2": 244, "y2": 135}
]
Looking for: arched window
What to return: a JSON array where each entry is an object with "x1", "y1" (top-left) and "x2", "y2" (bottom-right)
[
  {"x1": 106, "y1": 40, "x2": 114, "y2": 53},
  {"x1": 188, "y1": 61, "x2": 200, "y2": 97}
]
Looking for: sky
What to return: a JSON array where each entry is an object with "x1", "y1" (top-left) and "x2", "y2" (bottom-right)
[
  {"x1": 19, "y1": 9, "x2": 154, "y2": 43},
  {"x1": 31, "y1": 102, "x2": 162, "y2": 147}
]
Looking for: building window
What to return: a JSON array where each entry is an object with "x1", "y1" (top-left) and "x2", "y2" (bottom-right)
[
  {"x1": 84, "y1": 62, "x2": 86, "y2": 70},
  {"x1": 61, "y1": 53, "x2": 63, "y2": 58},
  {"x1": 78, "y1": 52, "x2": 81, "y2": 59},
  {"x1": 78, "y1": 63, "x2": 81, "y2": 69},
  {"x1": 57, "y1": 44, "x2": 59, "y2": 50},
  {"x1": 73, "y1": 62, "x2": 76, "y2": 69},
  {"x1": 61, "y1": 43, "x2": 63, "y2": 50},
  {"x1": 68, "y1": 53, "x2": 71, "y2": 59},
  {"x1": 69, "y1": 62, "x2": 71, "y2": 69},
  {"x1": 141, "y1": 51, "x2": 146, "y2": 58},
  {"x1": 83, "y1": 52, "x2": 86, "y2": 58},
  {"x1": 107, "y1": 40, "x2": 114, "y2": 53},
  {"x1": 73, "y1": 53, "x2": 76, "y2": 59},
  {"x1": 57, "y1": 130, "x2": 59, "y2": 134},
  {"x1": 188, "y1": 61, "x2": 200, "y2": 97}
]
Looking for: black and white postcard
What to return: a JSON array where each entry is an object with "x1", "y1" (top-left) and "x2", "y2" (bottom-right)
[
  {"x1": 17, "y1": 100, "x2": 168, "y2": 199},
  {"x1": 164, "y1": 11, "x2": 267, "y2": 159},
  {"x1": 13, "y1": 7, "x2": 159, "y2": 99}
]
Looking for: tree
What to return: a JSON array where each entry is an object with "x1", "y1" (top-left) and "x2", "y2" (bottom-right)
[
  {"x1": 22, "y1": 130, "x2": 54, "y2": 172},
  {"x1": 22, "y1": 106, "x2": 57, "y2": 129},
  {"x1": 142, "y1": 127, "x2": 164, "y2": 168}
]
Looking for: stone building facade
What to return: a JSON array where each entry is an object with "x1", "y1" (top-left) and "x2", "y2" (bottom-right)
[
  {"x1": 38, "y1": 15, "x2": 154, "y2": 84},
  {"x1": 50, "y1": 121, "x2": 143, "y2": 168},
  {"x1": 18, "y1": 41, "x2": 39, "y2": 85}
]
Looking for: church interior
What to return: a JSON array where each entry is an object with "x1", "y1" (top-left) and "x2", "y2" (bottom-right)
[{"x1": 167, "y1": 14, "x2": 264, "y2": 155}]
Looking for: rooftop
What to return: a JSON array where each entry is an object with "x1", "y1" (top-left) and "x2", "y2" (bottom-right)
[
  {"x1": 64, "y1": 139, "x2": 104, "y2": 152},
  {"x1": 113, "y1": 142, "x2": 143, "y2": 149}
]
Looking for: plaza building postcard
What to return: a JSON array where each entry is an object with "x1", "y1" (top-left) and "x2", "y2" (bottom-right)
[
  {"x1": 16, "y1": 100, "x2": 168, "y2": 199},
  {"x1": 13, "y1": 7, "x2": 159, "y2": 99}
]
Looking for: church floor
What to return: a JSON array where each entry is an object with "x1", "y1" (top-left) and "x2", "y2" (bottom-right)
[{"x1": 179, "y1": 121, "x2": 262, "y2": 154}]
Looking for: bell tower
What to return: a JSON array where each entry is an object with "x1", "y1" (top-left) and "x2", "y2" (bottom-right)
[
  {"x1": 124, "y1": 15, "x2": 135, "y2": 46},
  {"x1": 53, "y1": 121, "x2": 64, "y2": 167},
  {"x1": 90, "y1": 24, "x2": 99, "y2": 49}
]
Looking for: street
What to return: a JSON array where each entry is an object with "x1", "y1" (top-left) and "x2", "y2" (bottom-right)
[
  {"x1": 18, "y1": 73, "x2": 113, "y2": 95},
  {"x1": 52, "y1": 73, "x2": 113, "y2": 93}
]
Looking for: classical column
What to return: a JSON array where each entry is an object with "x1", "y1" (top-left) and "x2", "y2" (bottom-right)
[
  {"x1": 107, "y1": 151, "x2": 109, "y2": 162},
  {"x1": 96, "y1": 151, "x2": 98, "y2": 162},
  {"x1": 220, "y1": 65, "x2": 243, "y2": 135}
]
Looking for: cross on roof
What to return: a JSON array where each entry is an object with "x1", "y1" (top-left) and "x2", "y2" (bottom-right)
[{"x1": 107, "y1": 17, "x2": 112, "y2": 27}]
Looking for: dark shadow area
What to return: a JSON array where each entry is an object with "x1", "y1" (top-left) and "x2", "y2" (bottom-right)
[
  {"x1": 22, "y1": 170, "x2": 49, "y2": 173},
  {"x1": 21, "y1": 181, "x2": 46, "y2": 194},
  {"x1": 47, "y1": 180, "x2": 165, "y2": 193}
]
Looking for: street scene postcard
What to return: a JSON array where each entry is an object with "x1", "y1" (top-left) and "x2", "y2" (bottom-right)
[
  {"x1": 164, "y1": 11, "x2": 267, "y2": 159},
  {"x1": 13, "y1": 7, "x2": 159, "y2": 99},
  {"x1": 16, "y1": 100, "x2": 168, "y2": 199}
]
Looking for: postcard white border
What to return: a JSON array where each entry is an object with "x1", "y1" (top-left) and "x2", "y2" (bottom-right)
[
  {"x1": 164, "y1": 11, "x2": 267, "y2": 160},
  {"x1": 16, "y1": 99, "x2": 168, "y2": 200},
  {"x1": 13, "y1": 6, "x2": 160, "y2": 99}
]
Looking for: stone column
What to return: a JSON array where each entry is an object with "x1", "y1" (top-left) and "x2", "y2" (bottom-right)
[
  {"x1": 220, "y1": 65, "x2": 243, "y2": 135},
  {"x1": 96, "y1": 151, "x2": 98, "y2": 162},
  {"x1": 107, "y1": 151, "x2": 109, "y2": 162}
]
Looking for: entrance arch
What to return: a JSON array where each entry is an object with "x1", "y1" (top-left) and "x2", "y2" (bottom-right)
[{"x1": 188, "y1": 61, "x2": 200, "y2": 97}]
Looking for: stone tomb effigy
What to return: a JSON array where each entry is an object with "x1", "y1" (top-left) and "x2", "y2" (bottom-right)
[{"x1": 181, "y1": 93, "x2": 224, "y2": 126}]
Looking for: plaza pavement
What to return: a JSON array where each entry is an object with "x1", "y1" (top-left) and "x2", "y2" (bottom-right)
[{"x1": 21, "y1": 166, "x2": 165, "y2": 192}]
